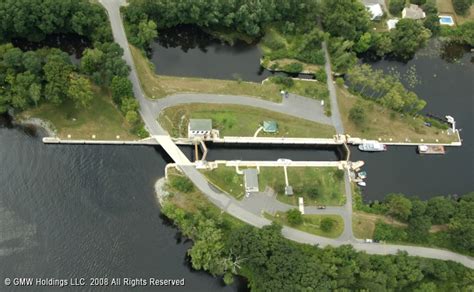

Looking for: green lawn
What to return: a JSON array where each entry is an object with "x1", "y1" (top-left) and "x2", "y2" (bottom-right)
[
  {"x1": 336, "y1": 85, "x2": 459, "y2": 144},
  {"x1": 159, "y1": 103, "x2": 335, "y2": 138},
  {"x1": 265, "y1": 212, "x2": 344, "y2": 238},
  {"x1": 200, "y1": 167, "x2": 245, "y2": 200},
  {"x1": 18, "y1": 86, "x2": 138, "y2": 140},
  {"x1": 259, "y1": 167, "x2": 346, "y2": 206}
]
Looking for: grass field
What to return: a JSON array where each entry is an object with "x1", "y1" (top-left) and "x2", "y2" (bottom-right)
[
  {"x1": 130, "y1": 45, "x2": 282, "y2": 102},
  {"x1": 352, "y1": 211, "x2": 407, "y2": 239},
  {"x1": 200, "y1": 167, "x2": 245, "y2": 200},
  {"x1": 259, "y1": 167, "x2": 346, "y2": 206},
  {"x1": 159, "y1": 103, "x2": 335, "y2": 138},
  {"x1": 336, "y1": 85, "x2": 459, "y2": 143},
  {"x1": 18, "y1": 86, "x2": 137, "y2": 140},
  {"x1": 266, "y1": 212, "x2": 344, "y2": 238},
  {"x1": 437, "y1": 0, "x2": 474, "y2": 24}
]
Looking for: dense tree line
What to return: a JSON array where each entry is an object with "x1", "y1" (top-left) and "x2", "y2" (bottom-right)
[
  {"x1": 346, "y1": 64, "x2": 427, "y2": 114},
  {"x1": 362, "y1": 192, "x2": 474, "y2": 255},
  {"x1": 0, "y1": 0, "x2": 111, "y2": 43},
  {"x1": 162, "y1": 183, "x2": 474, "y2": 290},
  {"x1": 124, "y1": 0, "x2": 316, "y2": 48}
]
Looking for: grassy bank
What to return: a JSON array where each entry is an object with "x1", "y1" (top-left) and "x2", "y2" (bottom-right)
[
  {"x1": 200, "y1": 167, "x2": 245, "y2": 200},
  {"x1": 336, "y1": 85, "x2": 458, "y2": 143},
  {"x1": 18, "y1": 86, "x2": 138, "y2": 140},
  {"x1": 352, "y1": 211, "x2": 407, "y2": 239},
  {"x1": 259, "y1": 167, "x2": 345, "y2": 206},
  {"x1": 130, "y1": 45, "x2": 282, "y2": 102},
  {"x1": 266, "y1": 212, "x2": 344, "y2": 238},
  {"x1": 159, "y1": 103, "x2": 335, "y2": 138}
]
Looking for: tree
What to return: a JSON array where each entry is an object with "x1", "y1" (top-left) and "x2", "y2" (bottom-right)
[
  {"x1": 137, "y1": 19, "x2": 158, "y2": 48},
  {"x1": 426, "y1": 196, "x2": 455, "y2": 224},
  {"x1": 386, "y1": 193, "x2": 412, "y2": 221},
  {"x1": 81, "y1": 48, "x2": 104, "y2": 76},
  {"x1": 407, "y1": 215, "x2": 431, "y2": 243},
  {"x1": 389, "y1": 0, "x2": 405, "y2": 15},
  {"x1": 43, "y1": 54, "x2": 73, "y2": 104},
  {"x1": 125, "y1": 110, "x2": 139, "y2": 125},
  {"x1": 322, "y1": 0, "x2": 371, "y2": 41},
  {"x1": 121, "y1": 97, "x2": 139, "y2": 114},
  {"x1": 286, "y1": 209, "x2": 303, "y2": 225},
  {"x1": 452, "y1": 0, "x2": 472, "y2": 15},
  {"x1": 390, "y1": 19, "x2": 431, "y2": 60},
  {"x1": 314, "y1": 68, "x2": 327, "y2": 82},
  {"x1": 29, "y1": 83, "x2": 41, "y2": 107},
  {"x1": 354, "y1": 32, "x2": 372, "y2": 53},
  {"x1": 170, "y1": 176, "x2": 194, "y2": 193},
  {"x1": 371, "y1": 32, "x2": 393, "y2": 57},
  {"x1": 320, "y1": 218, "x2": 335, "y2": 232},
  {"x1": 110, "y1": 76, "x2": 134, "y2": 105},
  {"x1": 68, "y1": 74, "x2": 94, "y2": 108},
  {"x1": 349, "y1": 103, "x2": 367, "y2": 127}
]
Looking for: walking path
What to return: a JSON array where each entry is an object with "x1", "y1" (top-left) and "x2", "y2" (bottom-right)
[{"x1": 99, "y1": 0, "x2": 474, "y2": 269}]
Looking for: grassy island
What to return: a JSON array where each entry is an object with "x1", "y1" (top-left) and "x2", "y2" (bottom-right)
[{"x1": 159, "y1": 103, "x2": 335, "y2": 138}]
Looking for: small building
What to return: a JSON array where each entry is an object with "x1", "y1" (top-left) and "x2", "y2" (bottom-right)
[
  {"x1": 188, "y1": 119, "x2": 212, "y2": 139},
  {"x1": 402, "y1": 4, "x2": 426, "y2": 20},
  {"x1": 387, "y1": 18, "x2": 399, "y2": 30},
  {"x1": 243, "y1": 169, "x2": 259, "y2": 193},
  {"x1": 366, "y1": 4, "x2": 384, "y2": 21},
  {"x1": 262, "y1": 121, "x2": 278, "y2": 133},
  {"x1": 285, "y1": 185, "x2": 293, "y2": 196}
]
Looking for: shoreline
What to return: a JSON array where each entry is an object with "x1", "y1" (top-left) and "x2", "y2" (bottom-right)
[
  {"x1": 154, "y1": 177, "x2": 169, "y2": 206},
  {"x1": 13, "y1": 116, "x2": 57, "y2": 137}
]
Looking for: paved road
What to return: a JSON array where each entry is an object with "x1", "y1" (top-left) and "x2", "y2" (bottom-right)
[
  {"x1": 100, "y1": 0, "x2": 473, "y2": 269},
  {"x1": 149, "y1": 93, "x2": 332, "y2": 126}
]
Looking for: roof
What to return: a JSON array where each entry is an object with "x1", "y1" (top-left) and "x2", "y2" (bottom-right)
[
  {"x1": 243, "y1": 169, "x2": 259, "y2": 191},
  {"x1": 263, "y1": 121, "x2": 278, "y2": 133},
  {"x1": 189, "y1": 119, "x2": 212, "y2": 131},
  {"x1": 402, "y1": 4, "x2": 426, "y2": 19},
  {"x1": 285, "y1": 185, "x2": 293, "y2": 195},
  {"x1": 387, "y1": 18, "x2": 399, "y2": 30},
  {"x1": 366, "y1": 4, "x2": 383, "y2": 20}
]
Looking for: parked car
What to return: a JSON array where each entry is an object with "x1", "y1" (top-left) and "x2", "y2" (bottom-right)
[
  {"x1": 365, "y1": 239, "x2": 373, "y2": 243},
  {"x1": 317, "y1": 205, "x2": 326, "y2": 209}
]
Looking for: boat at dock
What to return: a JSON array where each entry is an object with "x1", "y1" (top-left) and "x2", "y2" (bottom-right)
[
  {"x1": 358, "y1": 171, "x2": 367, "y2": 179},
  {"x1": 418, "y1": 145, "x2": 445, "y2": 155},
  {"x1": 358, "y1": 141, "x2": 387, "y2": 152},
  {"x1": 357, "y1": 181, "x2": 367, "y2": 187}
]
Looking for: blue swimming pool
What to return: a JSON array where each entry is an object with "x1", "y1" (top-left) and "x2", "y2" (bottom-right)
[{"x1": 439, "y1": 15, "x2": 454, "y2": 25}]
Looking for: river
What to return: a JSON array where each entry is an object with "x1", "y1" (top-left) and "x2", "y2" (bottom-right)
[{"x1": 0, "y1": 119, "x2": 248, "y2": 291}]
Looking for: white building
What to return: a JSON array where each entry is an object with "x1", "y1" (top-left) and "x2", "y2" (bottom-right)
[
  {"x1": 366, "y1": 4, "x2": 384, "y2": 20},
  {"x1": 243, "y1": 169, "x2": 259, "y2": 193},
  {"x1": 387, "y1": 18, "x2": 400, "y2": 30},
  {"x1": 188, "y1": 119, "x2": 212, "y2": 139}
]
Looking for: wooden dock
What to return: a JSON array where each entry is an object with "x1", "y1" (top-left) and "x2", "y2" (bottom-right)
[{"x1": 418, "y1": 145, "x2": 446, "y2": 155}]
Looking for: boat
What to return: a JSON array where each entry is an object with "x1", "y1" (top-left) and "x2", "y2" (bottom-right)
[
  {"x1": 417, "y1": 145, "x2": 445, "y2": 155},
  {"x1": 358, "y1": 141, "x2": 387, "y2": 152},
  {"x1": 357, "y1": 181, "x2": 366, "y2": 187},
  {"x1": 358, "y1": 171, "x2": 367, "y2": 179}
]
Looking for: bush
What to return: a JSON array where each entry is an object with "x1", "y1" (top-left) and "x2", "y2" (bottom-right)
[
  {"x1": 453, "y1": 0, "x2": 472, "y2": 15},
  {"x1": 271, "y1": 76, "x2": 294, "y2": 87},
  {"x1": 374, "y1": 221, "x2": 407, "y2": 241},
  {"x1": 320, "y1": 218, "x2": 335, "y2": 232},
  {"x1": 314, "y1": 68, "x2": 327, "y2": 82},
  {"x1": 423, "y1": 117, "x2": 449, "y2": 130},
  {"x1": 170, "y1": 176, "x2": 194, "y2": 193},
  {"x1": 283, "y1": 62, "x2": 303, "y2": 73},
  {"x1": 286, "y1": 209, "x2": 303, "y2": 225},
  {"x1": 349, "y1": 103, "x2": 367, "y2": 127},
  {"x1": 135, "y1": 124, "x2": 149, "y2": 138},
  {"x1": 335, "y1": 77, "x2": 344, "y2": 86},
  {"x1": 389, "y1": 0, "x2": 405, "y2": 15},
  {"x1": 263, "y1": 35, "x2": 286, "y2": 50}
]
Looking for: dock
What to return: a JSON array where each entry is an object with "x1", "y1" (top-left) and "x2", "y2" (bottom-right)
[{"x1": 418, "y1": 145, "x2": 446, "y2": 155}]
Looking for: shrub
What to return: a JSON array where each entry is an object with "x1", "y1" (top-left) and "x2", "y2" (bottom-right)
[
  {"x1": 135, "y1": 124, "x2": 149, "y2": 138},
  {"x1": 262, "y1": 34, "x2": 286, "y2": 50},
  {"x1": 314, "y1": 68, "x2": 327, "y2": 82},
  {"x1": 283, "y1": 62, "x2": 303, "y2": 73},
  {"x1": 320, "y1": 218, "x2": 335, "y2": 232},
  {"x1": 271, "y1": 76, "x2": 294, "y2": 87},
  {"x1": 335, "y1": 77, "x2": 344, "y2": 86},
  {"x1": 374, "y1": 221, "x2": 407, "y2": 241},
  {"x1": 349, "y1": 103, "x2": 367, "y2": 127},
  {"x1": 286, "y1": 209, "x2": 303, "y2": 225},
  {"x1": 453, "y1": 0, "x2": 472, "y2": 15},
  {"x1": 170, "y1": 176, "x2": 194, "y2": 193}
]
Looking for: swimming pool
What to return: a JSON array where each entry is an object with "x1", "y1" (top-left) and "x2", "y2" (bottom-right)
[{"x1": 439, "y1": 15, "x2": 455, "y2": 26}]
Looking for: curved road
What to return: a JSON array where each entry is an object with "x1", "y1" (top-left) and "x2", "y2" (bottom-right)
[{"x1": 100, "y1": 0, "x2": 473, "y2": 269}]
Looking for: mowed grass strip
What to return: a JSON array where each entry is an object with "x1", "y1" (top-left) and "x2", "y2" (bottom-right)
[
  {"x1": 201, "y1": 167, "x2": 245, "y2": 200},
  {"x1": 18, "y1": 86, "x2": 137, "y2": 140},
  {"x1": 265, "y1": 212, "x2": 344, "y2": 238},
  {"x1": 130, "y1": 45, "x2": 282, "y2": 102},
  {"x1": 259, "y1": 167, "x2": 346, "y2": 206},
  {"x1": 336, "y1": 85, "x2": 458, "y2": 143},
  {"x1": 159, "y1": 104, "x2": 335, "y2": 138}
]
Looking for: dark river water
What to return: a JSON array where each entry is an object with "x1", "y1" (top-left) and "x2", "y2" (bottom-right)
[
  {"x1": 149, "y1": 25, "x2": 311, "y2": 82},
  {"x1": 0, "y1": 120, "x2": 249, "y2": 292}
]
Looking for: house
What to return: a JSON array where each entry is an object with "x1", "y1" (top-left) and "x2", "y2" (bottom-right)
[
  {"x1": 262, "y1": 121, "x2": 278, "y2": 133},
  {"x1": 402, "y1": 4, "x2": 426, "y2": 20},
  {"x1": 188, "y1": 119, "x2": 212, "y2": 139},
  {"x1": 285, "y1": 185, "x2": 294, "y2": 196},
  {"x1": 366, "y1": 4, "x2": 384, "y2": 20},
  {"x1": 387, "y1": 18, "x2": 400, "y2": 30},
  {"x1": 243, "y1": 169, "x2": 259, "y2": 193}
]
